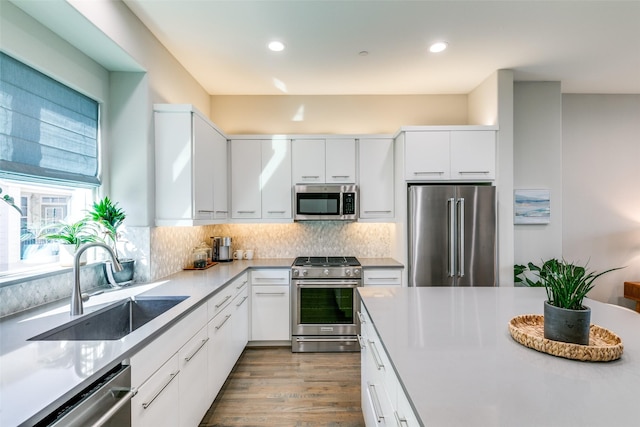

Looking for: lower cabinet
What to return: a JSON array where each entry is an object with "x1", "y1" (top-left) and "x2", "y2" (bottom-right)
[
  {"x1": 250, "y1": 269, "x2": 291, "y2": 342},
  {"x1": 179, "y1": 326, "x2": 210, "y2": 427},
  {"x1": 131, "y1": 353, "x2": 180, "y2": 426},
  {"x1": 359, "y1": 304, "x2": 419, "y2": 426},
  {"x1": 363, "y1": 268, "x2": 403, "y2": 287}
]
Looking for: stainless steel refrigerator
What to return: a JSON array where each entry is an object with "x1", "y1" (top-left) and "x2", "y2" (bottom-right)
[{"x1": 408, "y1": 185, "x2": 497, "y2": 287}]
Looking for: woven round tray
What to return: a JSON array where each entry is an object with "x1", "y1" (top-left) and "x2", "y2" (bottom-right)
[{"x1": 508, "y1": 314, "x2": 623, "y2": 362}]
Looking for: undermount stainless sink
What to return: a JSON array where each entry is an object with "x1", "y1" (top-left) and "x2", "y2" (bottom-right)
[{"x1": 29, "y1": 295, "x2": 189, "y2": 341}]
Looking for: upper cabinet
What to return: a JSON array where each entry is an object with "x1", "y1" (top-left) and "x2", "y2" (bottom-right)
[
  {"x1": 404, "y1": 129, "x2": 496, "y2": 181},
  {"x1": 292, "y1": 138, "x2": 356, "y2": 184},
  {"x1": 358, "y1": 138, "x2": 394, "y2": 220},
  {"x1": 230, "y1": 137, "x2": 292, "y2": 221},
  {"x1": 154, "y1": 104, "x2": 228, "y2": 226}
]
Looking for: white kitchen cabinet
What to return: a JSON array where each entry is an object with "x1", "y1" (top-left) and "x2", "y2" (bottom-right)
[
  {"x1": 231, "y1": 285, "x2": 249, "y2": 361},
  {"x1": 231, "y1": 139, "x2": 261, "y2": 219},
  {"x1": 250, "y1": 269, "x2": 291, "y2": 342},
  {"x1": 207, "y1": 300, "x2": 234, "y2": 401},
  {"x1": 131, "y1": 303, "x2": 207, "y2": 427},
  {"x1": 292, "y1": 138, "x2": 356, "y2": 184},
  {"x1": 178, "y1": 326, "x2": 210, "y2": 427},
  {"x1": 131, "y1": 353, "x2": 180, "y2": 427},
  {"x1": 154, "y1": 104, "x2": 228, "y2": 225},
  {"x1": 358, "y1": 138, "x2": 394, "y2": 219},
  {"x1": 326, "y1": 138, "x2": 356, "y2": 183},
  {"x1": 363, "y1": 268, "x2": 402, "y2": 286},
  {"x1": 261, "y1": 138, "x2": 292, "y2": 219},
  {"x1": 360, "y1": 304, "x2": 419, "y2": 427},
  {"x1": 404, "y1": 129, "x2": 495, "y2": 181},
  {"x1": 230, "y1": 138, "x2": 292, "y2": 220}
]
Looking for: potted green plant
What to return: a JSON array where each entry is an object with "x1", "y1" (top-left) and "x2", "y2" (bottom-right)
[
  {"x1": 87, "y1": 196, "x2": 135, "y2": 285},
  {"x1": 1, "y1": 187, "x2": 22, "y2": 215},
  {"x1": 539, "y1": 259, "x2": 621, "y2": 345},
  {"x1": 39, "y1": 218, "x2": 100, "y2": 266}
]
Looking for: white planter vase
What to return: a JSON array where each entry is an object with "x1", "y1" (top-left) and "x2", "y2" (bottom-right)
[{"x1": 58, "y1": 244, "x2": 86, "y2": 267}]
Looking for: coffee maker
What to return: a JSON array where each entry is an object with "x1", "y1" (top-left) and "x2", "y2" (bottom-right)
[{"x1": 212, "y1": 236, "x2": 233, "y2": 262}]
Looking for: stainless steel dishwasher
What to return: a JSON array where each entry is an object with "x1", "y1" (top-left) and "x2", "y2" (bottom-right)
[{"x1": 35, "y1": 364, "x2": 134, "y2": 427}]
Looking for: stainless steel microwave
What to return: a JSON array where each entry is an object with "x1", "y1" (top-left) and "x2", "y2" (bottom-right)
[{"x1": 294, "y1": 184, "x2": 358, "y2": 221}]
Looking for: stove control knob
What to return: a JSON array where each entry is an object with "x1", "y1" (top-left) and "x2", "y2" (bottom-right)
[
  {"x1": 354, "y1": 268, "x2": 361, "y2": 276},
  {"x1": 302, "y1": 269, "x2": 308, "y2": 277},
  {"x1": 345, "y1": 269, "x2": 352, "y2": 276},
  {"x1": 293, "y1": 269, "x2": 299, "y2": 277},
  {"x1": 323, "y1": 269, "x2": 330, "y2": 276}
]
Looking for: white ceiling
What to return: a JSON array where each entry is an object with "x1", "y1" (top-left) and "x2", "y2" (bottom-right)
[{"x1": 123, "y1": 1, "x2": 638, "y2": 95}]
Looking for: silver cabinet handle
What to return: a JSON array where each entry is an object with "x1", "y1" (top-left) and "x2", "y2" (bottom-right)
[
  {"x1": 368, "y1": 340, "x2": 385, "y2": 370},
  {"x1": 142, "y1": 370, "x2": 179, "y2": 409},
  {"x1": 331, "y1": 175, "x2": 350, "y2": 178},
  {"x1": 457, "y1": 197, "x2": 465, "y2": 278},
  {"x1": 301, "y1": 175, "x2": 320, "y2": 179},
  {"x1": 214, "y1": 314, "x2": 232, "y2": 330},
  {"x1": 184, "y1": 337, "x2": 209, "y2": 362},
  {"x1": 235, "y1": 296, "x2": 248, "y2": 307},
  {"x1": 357, "y1": 311, "x2": 366, "y2": 323},
  {"x1": 236, "y1": 210, "x2": 256, "y2": 214},
  {"x1": 90, "y1": 387, "x2": 137, "y2": 427},
  {"x1": 368, "y1": 382, "x2": 385, "y2": 423},
  {"x1": 394, "y1": 411, "x2": 410, "y2": 426},
  {"x1": 197, "y1": 210, "x2": 215, "y2": 213},
  {"x1": 357, "y1": 334, "x2": 366, "y2": 349},
  {"x1": 363, "y1": 210, "x2": 392, "y2": 214},
  {"x1": 236, "y1": 280, "x2": 248, "y2": 290},
  {"x1": 413, "y1": 171, "x2": 444, "y2": 175},
  {"x1": 214, "y1": 294, "x2": 232, "y2": 308},
  {"x1": 215, "y1": 210, "x2": 229, "y2": 214},
  {"x1": 267, "y1": 210, "x2": 286, "y2": 214},
  {"x1": 255, "y1": 292, "x2": 286, "y2": 295},
  {"x1": 367, "y1": 277, "x2": 400, "y2": 281},
  {"x1": 458, "y1": 171, "x2": 490, "y2": 174},
  {"x1": 254, "y1": 277, "x2": 286, "y2": 281}
]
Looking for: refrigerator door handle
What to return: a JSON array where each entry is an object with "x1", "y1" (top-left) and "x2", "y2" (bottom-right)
[
  {"x1": 457, "y1": 198, "x2": 465, "y2": 277},
  {"x1": 448, "y1": 197, "x2": 456, "y2": 277}
]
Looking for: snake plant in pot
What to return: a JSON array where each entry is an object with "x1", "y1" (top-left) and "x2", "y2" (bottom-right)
[
  {"x1": 540, "y1": 259, "x2": 621, "y2": 345},
  {"x1": 87, "y1": 197, "x2": 135, "y2": 286}
]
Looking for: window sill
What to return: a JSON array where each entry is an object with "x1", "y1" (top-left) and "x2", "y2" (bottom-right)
[{"x1": 0, "y1": 262, "x2": 104, "y2": 288}]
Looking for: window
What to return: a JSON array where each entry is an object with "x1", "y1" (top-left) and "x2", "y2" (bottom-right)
[{"x1": 0, "y1": 52, "x2": 100, "y2": 276}]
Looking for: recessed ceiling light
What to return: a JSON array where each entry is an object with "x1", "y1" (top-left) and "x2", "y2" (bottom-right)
[
  {"x1": 429, "y1": 41, "x2": 448, "y2": 53},
  {"x1": 268, "y1": 41, "x2": 285, "y2": 52}
]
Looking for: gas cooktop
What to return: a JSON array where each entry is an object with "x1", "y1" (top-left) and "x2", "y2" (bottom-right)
[{"x1": 292, "y1": 256, "x2": 361, "y2": 267}]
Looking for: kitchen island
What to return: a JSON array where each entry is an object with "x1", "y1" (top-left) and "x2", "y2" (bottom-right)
[{"x1": 359, "y1": 286, "x2": 640, "y2": 427}]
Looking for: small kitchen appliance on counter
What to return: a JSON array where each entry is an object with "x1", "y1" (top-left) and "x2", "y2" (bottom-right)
[
  {"x1": 291, "y1": 256, "x2": 362, "y2": 352},
  {"x1": 212, "y1": 236, "x2": 233, "y2": 262}
]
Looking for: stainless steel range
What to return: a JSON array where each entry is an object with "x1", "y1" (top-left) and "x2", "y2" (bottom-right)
[{"x1": 291, "y1": 256, "x2": 362, "y2": 352}]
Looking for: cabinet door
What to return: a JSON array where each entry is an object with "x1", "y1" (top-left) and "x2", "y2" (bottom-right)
[
  {"x1": 212, "y1": 129, "x2": 229, "y2": 219},
  {"x1": 131, "y1": 354, "x2": 180, "y2": 427},
  {"x1": 192, "y1": 114, "x2": 216, "y2": 220},
  {"x1": 251, "y1": 285, "x2": 290, "y2": 341},
  {"x1": 178, "y1": 327, "x2": 209, "y2": 427},
  {"x1": 231, "y1": 286, "x2": 249, "y2": 361},
  {"x1": 231, "y1": 139, "x2": 261, "y2": 219},
  {"x1": 405, "y1": 131, "x2": 450, "y2": 181},
  {"x1": 450, "y1": 130, "x2": 496, "y2": 180},
  {"x1": 326, "y1": 138, "x2": 356, "y2": 183},
  {"x1": 261, "y1": 138, "x2": 292, "y2": 219},
  {"x1": 207, "y1": 303, "x2": 235, "y2": 401},
  {"x1": 292, "y1": 139, "x2": 325, "y2": 183},
  {"x1": 358, "y1": 138, "x2": 394, "y2": 219}
]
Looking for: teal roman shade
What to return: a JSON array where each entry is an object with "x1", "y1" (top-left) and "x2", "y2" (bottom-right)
[{"x1": 0, "y1": 52, "x2": 100, "y2": 187}]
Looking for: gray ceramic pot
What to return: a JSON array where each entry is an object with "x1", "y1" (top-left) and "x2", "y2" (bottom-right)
[
  {"x1": 543, "y1": 301, "x2": 591, "y2": 345},
  {"x1": 103, "y1": 259, "x2": 135, "y2": 286}
]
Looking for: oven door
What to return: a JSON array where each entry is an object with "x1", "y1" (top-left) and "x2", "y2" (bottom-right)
[{"x1": 291, "y1": 280, "x2": 361, "y2": 336}]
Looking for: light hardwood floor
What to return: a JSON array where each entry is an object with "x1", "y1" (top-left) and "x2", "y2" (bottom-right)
[{"x1": 199, "y1": 347, "x2": 365, "y2": 427}]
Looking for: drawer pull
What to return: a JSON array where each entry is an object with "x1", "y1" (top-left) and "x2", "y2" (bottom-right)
[
  {"x1": 255, "y1": 292, "x2": 286, "y2": 296},
  {"x1": 363, "y1": 210, "x2": 392, "y2": 214},
  {"x1": 368, "y1": 340, "x2": 385, "y2": 370},
  {"x1": 357, "y1": 334, "x2": 366, "y2": 349},
  {"x1": 214, "y1": 314, "x2": 232, "y2": 330},
  {"x1": 142, "y1": 370, "x2": 179, "y2": 409},
  {"x1": 236, "y1": 210, "x2": 256, "y2": 214},
  {"x1": 413, "y1": 171, "x2": 444, "y2": 175},
  {"x1": 236, "y1": 280, "x2": 248, "y2": 290},
  {"x1": 458, "y1": 171, "x2": 490, "y2": 174},
  {"x1": 184, "y1": 337, "x2": 209, "y2": 362},
  {"x1": 368, "y1": 382, "x2": 385, "y2": 423},
  {"x1": 395, "y1": 411, "x2": 410, "y2": 426},
  {"x1": 214, "y1": 295, "x2": 232, "y2": 308},
  {"x1": 236, "y1": 296, "x2": 249, "y2": 307},
  {"x1": 301, "y1": 175, "x2": 320, "y2": 179},
  {"x1": 357, "y1": 311, "x2": 366, "y2": 323}
]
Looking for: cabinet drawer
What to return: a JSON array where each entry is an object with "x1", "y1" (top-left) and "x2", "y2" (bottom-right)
[
  {"x1": 131, "y1": 303, "x2": 207, "y2": 388},
  {"x1": 131, "y1": 353, "x2": 180, "y2": 427},
  {"x1": 231, "y1": 273, "x2": 249, "y2": 296},
  {"x1": 251, "y1": 269, "x2": 290, "y2": 286},
  {"x1": 208, "y1": 285, "x2": 236, "y2": 320},
  {"x1": 363, "y1": 269, "x2": 402, "y2": 286}
]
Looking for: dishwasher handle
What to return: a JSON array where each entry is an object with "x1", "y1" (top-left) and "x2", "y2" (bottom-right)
[{"x1": 90, "y1": 387, "x2": 137, "y2": 427}]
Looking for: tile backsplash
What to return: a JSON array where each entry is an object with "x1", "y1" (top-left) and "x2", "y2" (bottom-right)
[{"x1": 2, "y1": 221, "x2": 394, "y2": 317}]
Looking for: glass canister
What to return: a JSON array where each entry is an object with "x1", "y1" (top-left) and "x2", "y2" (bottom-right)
[{"x1": 192, "y1": 247, "x2": 208, "y2": 268}]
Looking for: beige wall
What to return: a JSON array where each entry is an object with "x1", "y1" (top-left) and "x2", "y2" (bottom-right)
[{"x1": 210, "y1": 95, "x2": 468, "y2": 134}]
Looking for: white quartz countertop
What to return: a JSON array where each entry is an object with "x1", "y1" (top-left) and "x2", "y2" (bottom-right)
[{"x1": 359, "y1": 286, "x2": 640, "y2": 427}]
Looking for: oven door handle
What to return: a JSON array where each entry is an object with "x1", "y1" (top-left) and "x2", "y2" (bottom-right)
[
  {"x1": 295, "y1": 282, "x2": 361, "y2": 288},
  {"x1": 296, "y1": 337, "x2": 359, "y2": 343}
]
